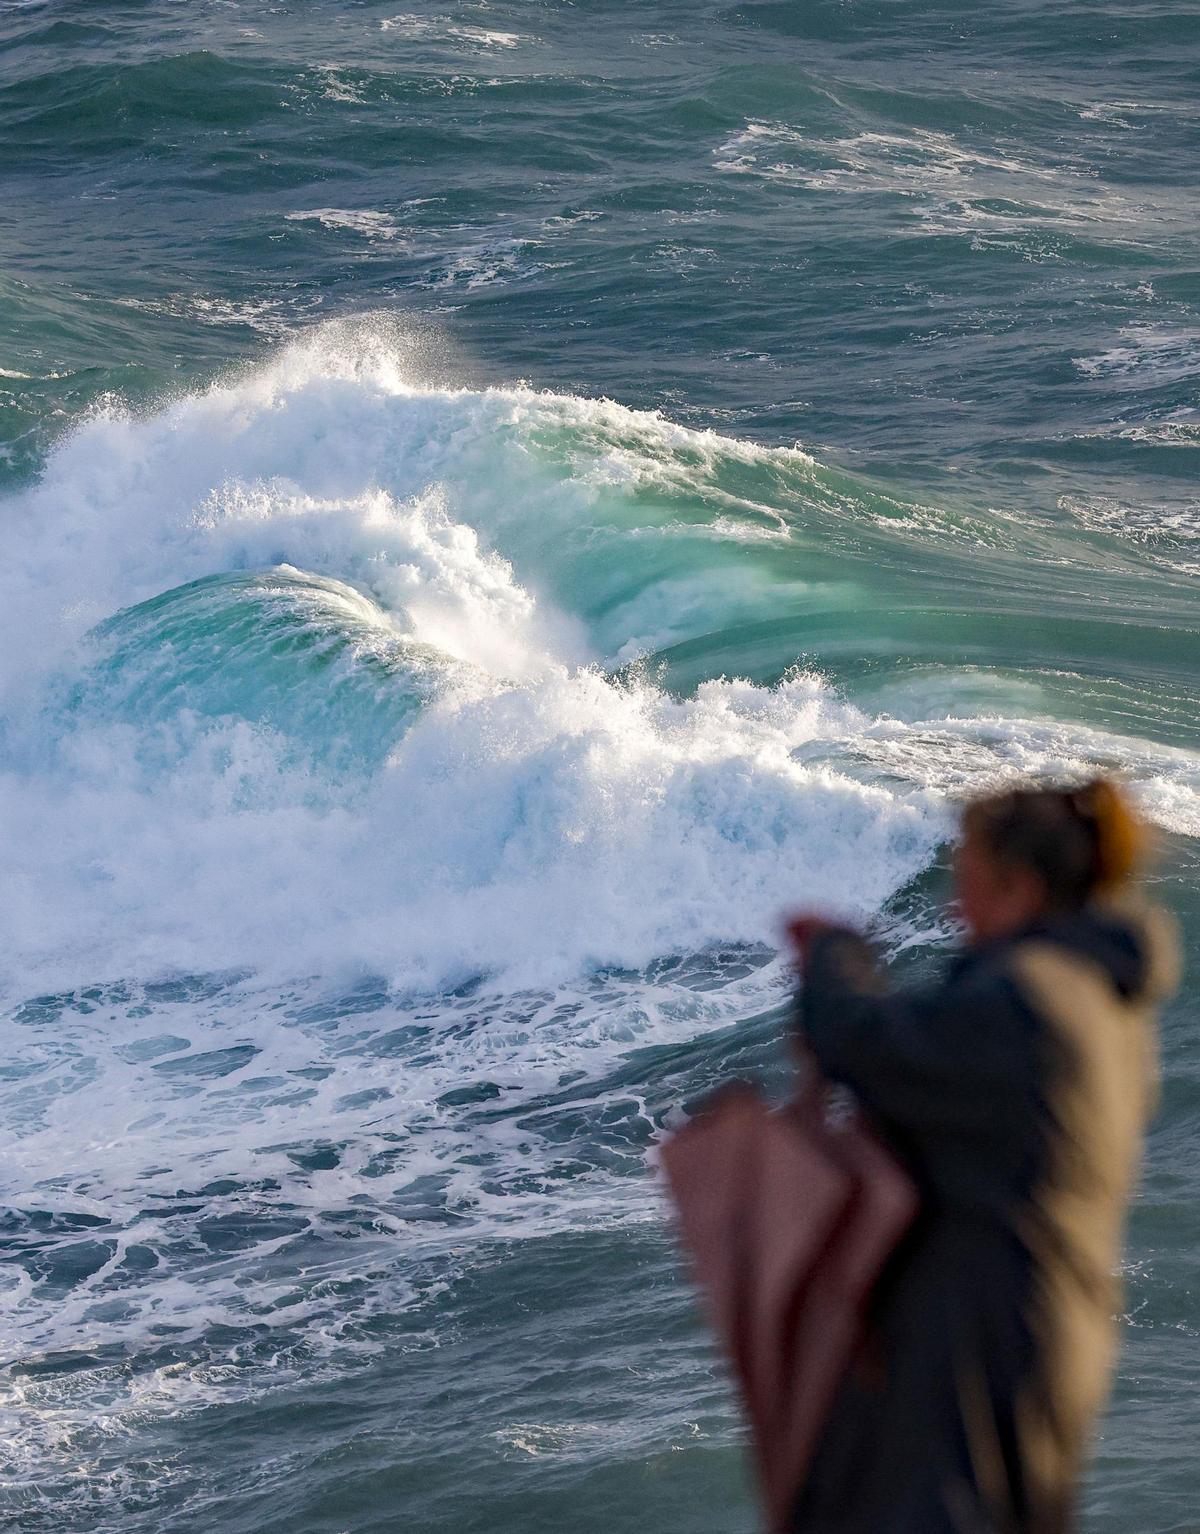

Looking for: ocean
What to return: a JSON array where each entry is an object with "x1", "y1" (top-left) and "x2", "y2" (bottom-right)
[{"x1": 0, "y1": 2, "x2": 1197, "y2": 1529}]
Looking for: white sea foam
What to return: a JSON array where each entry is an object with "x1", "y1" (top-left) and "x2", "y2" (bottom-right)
[
  {"x1": 712, "y1": 120, "x2": 1185, "y2": 256},
  {"x1": 112, "y1": 290, "x2": 322, "y2": 334},
  {"x1": 429, "y1": 234, "x2": 545, "y2": 289},
  {"x1": 1077, "y1": 99, "x2": 1191, "y2": 128},
  {"x1": 312, "y1": 66, "x2": 369, "y2": 103},
  {"x1": 285, "y1": 207, "x2": 405, "y2": 241},
  {"x1": 380, "y1": 14, "x2": 523, "y2": 48},
  {"x1": 1072, "y1": 405, "x2": 1200, "y2": 450},
  {"x1": 1073, "y1": 325, "x2": 1200, "y2": 386},
  {"x1": 1059, "y1": 493, "x2": 1200, "y2": 575}
]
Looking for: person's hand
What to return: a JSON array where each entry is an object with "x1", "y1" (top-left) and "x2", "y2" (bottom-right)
[{"x1": 782, "y1": 912, "x2": 843, "y2": 967}]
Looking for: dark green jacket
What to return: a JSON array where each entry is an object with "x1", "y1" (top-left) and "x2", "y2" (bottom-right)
[{"x1": 792, "y1": 899, "x2": 1178, "y2": 1534}]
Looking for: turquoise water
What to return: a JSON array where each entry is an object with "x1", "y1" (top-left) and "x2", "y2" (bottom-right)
[{"x1": 1, "y1": 3, "x2": 1198, "y2": 1529}]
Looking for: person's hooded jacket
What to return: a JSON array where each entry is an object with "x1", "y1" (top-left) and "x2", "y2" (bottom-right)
[{"x1": 791, "y1": 897, "x2": 1179, "y2": 1534}]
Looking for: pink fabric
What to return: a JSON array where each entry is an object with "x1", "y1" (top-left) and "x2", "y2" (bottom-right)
[{"x1": 661, "y1": 1082, "x2": 917, "y2": 1532}]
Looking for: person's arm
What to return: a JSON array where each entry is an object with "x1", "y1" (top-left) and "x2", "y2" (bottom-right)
[{"x1": 797, "y1": 929, "x2": 1043, "y2": 1147}]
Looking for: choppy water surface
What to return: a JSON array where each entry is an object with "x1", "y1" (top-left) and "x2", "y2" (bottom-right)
[{"x1": 1, "y1": 3, "x2": 1198, "y2": 1530}]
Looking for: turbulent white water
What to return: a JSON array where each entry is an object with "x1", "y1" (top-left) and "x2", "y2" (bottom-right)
[{"x1": 3, "y1": 325, "x2": 1198, "y2": 1001}]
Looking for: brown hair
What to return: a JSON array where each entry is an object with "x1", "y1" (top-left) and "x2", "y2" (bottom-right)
[{"x1": 962, "y1": 777, "x2": 1144, "y2": 911}]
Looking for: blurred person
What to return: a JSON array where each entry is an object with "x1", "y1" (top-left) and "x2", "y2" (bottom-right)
[{"x1": 785, "y1": 778, "x2": 1179, "y2": 1534}]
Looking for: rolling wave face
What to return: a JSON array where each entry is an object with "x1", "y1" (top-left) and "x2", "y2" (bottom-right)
[
  {"x1": 5, "y1": 321, "x2": 1196, "y2": 999},
  {"x1": 2, "y1": 324, "x2": 941, "y2": 991}
]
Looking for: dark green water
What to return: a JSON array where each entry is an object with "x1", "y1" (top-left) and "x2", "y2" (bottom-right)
[{"x1": 1, "y1": 2, "x2": 1197, "y2": 1530}]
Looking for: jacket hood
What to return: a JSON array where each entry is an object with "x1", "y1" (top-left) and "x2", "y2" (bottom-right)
[{"x1": 1031, "y1": 896, "x2": 1181, "y2": 1005}]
